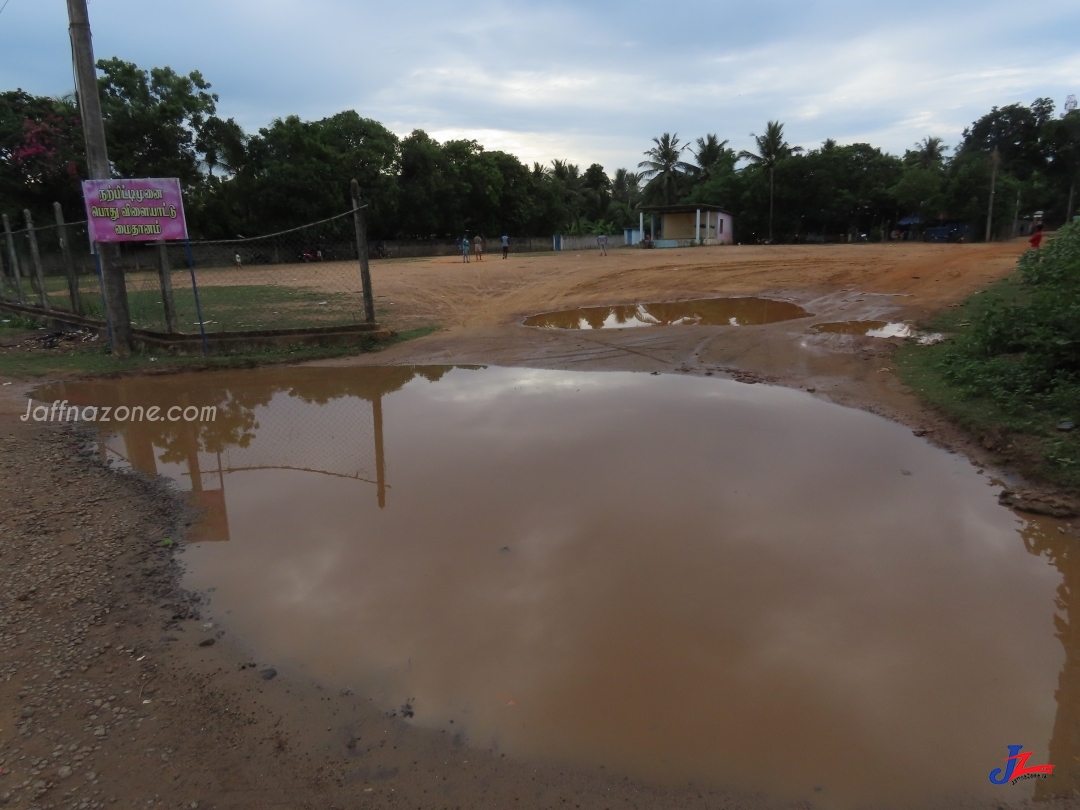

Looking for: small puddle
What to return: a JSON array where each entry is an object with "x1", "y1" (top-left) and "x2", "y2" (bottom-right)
[
  {"x1": 812, "y1": 320, "x2": 913, "y2": 338},
  {"x1": 523, "y1": 297, "x2": 809, "y2": 329},
  {"x1": 34, "y1": 367, "x2": 1072, "y2": 807}
]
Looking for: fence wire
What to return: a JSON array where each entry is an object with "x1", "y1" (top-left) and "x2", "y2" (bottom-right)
[
  {"x1": 2, "y1": 220, "x2": 105, "y2": 318},
  {"x1": 180, "y1": 210, "x2": 368, "y2": 333}
]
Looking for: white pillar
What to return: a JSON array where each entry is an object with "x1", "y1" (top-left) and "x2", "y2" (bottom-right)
[
  {"x1": 705, "y1": 210, "x2": 711, "y2": 244},
  {"x1": 639, "y1": 211, "x2": 644, "y2": 244},
  {"x1": 695, "y1": 209, "x2": 701, "y2": 244}
]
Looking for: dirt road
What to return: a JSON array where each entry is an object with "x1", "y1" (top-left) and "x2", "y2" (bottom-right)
[
  {"x1": 366, "y1": 241, "x2": 1026, "y2": 332},
  {"x1": 4, "y1": 239, "x2": 1067, "y2": 810}
]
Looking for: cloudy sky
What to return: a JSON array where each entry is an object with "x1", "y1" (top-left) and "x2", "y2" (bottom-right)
[{"x1": 2, "y1": 0, "x2": 1078, "y2": 172}]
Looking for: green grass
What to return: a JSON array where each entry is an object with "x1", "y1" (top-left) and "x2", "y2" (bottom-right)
[
  {"x1": 124, "y1": 284, "x2": 363, "y2": 333},
  {"x1": 0, "y1": 325, "x2": 439, "y2": 379},
  {"x1": 895, "y1": 274, "x2": 1080, "y2": 491},
  {"x1": 8, "y1": 275, "x2": 369, "y2": 333}
]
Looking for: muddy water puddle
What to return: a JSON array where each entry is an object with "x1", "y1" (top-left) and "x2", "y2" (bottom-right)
[
  {"x1": 36, "y1": 367, "x2": 1075, "y2": 807},
  {"x1": 523, "y1": 296, "x2": 809, "y2": 329},
  {"x1": 811, "y1": 320, "x2": 913, "y2": 337}
]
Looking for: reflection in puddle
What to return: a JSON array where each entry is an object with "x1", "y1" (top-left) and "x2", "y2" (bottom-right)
[
  {"x1": 812, "y1": 320, "x2": 913, "y2": 338},
  {"x1": 34, "y1": 367, "x2": 1077, "y2": 807},
  {"x1": 523, "y1": 297, "x2": 809, "y2": 329}
]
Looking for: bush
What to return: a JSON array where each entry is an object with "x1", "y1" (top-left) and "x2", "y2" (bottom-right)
[{"x1": 937, "y1": 221, "x2": 1080, "y2": 416}]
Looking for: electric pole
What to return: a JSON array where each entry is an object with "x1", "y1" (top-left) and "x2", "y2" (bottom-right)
[
  {"x1": 984, "y1": 146, "x2": 1000, "y2": 243},
  {"x1": 67, "y1": 0, "x2": 132, "y2": 355}
]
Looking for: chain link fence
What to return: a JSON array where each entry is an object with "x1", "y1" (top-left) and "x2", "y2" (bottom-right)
[
  {"x1": 1, "y1": 203, "x2": 565, "y2": 339},
  {"x1": 2, "y1": 218, "x2": 106, "y2": 318}
]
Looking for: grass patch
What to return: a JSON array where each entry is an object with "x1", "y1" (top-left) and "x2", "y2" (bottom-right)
[
  {"x1": 0, "y1": 325, "x2": 439, "y2": 380},
  {"x1": 124, "y1": 283, "x2": 363, "y2": 333},
  {"x1": 895, "y1": 225, "x2": 1080, "y2": 491}
]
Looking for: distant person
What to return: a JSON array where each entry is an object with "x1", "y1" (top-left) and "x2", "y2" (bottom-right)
[
  {"x1": 501, "y1": 234, "x2": 509, "y2": 259},
  {"x1": 234, "y1": 252, "x2": 242, "y2": 269},
  {"x1": 474, "y1": 234, "x2": 483, "y2": 261},
  {"x1": 316, "y1": 248, "x2": 324, "y2": 261},
  {"x1": 597, "y1": 233, "x2": 608, "y2": 256},
  {"x1": 1029, "y1": 222, "x2": 1044, "y2": 250},
  {"x1": 461, "y1": 236, "x2": 470, "y2": 263}
]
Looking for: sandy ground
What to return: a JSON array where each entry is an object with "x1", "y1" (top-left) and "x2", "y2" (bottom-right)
[{"x1": 5, "y1": 239, "x2": 1077, "y2": 810}]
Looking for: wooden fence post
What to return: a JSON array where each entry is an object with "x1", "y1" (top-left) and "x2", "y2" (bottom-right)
[
  {"x1": 156, "y1": 241, "x2": 178, "y2": 333},
  {"x1": 3, "y1": 215, "x2": 25, "y2": 305},
  {"x1": 350, "y1": 179, "x2": 376, "y2": 324},
  {"x1": 53, "y1": 203, "x2": 82, "y2": 314},
  {"x1": 23, "y1": 210, "x2": 50, "y2": 310}
]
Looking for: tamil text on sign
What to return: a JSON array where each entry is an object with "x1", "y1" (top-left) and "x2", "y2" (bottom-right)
[{"x1": 82, "y1": 178, "x2": 188, "y2": 243}]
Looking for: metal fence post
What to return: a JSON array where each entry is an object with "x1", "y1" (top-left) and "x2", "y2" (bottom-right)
[
  {"x1": 23, "y1": 210, "x2": 50, "y2": 310},
  {"x1": 156, "y1": 241, "x2": 178, "y2": 333},
  {"x1": 350, "y1": 179, "x2": 376, "y2": 324},
  {"x1": 3, "y1": 215, "x2": 25, "y2": 304},
  {"x1": 53, "y1": 203, "x2": 82, "y2": 314},
  {"x1": 184, "y1": 239, "x2": 209, "y2": 356}
]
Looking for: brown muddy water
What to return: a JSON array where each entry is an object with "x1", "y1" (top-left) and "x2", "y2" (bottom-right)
[
  {"x1": 35, "y1": 367, "x2": 1077, "y2": 807},
  {"x1": 522, "y1": 297, "x2": 809, "y2": 329},
  {"x1": 812, "y1": 321, "x2": 913, "y2": 338}
]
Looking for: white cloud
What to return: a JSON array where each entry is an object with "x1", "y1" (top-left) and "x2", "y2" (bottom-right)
[{"x1": 1, "y1": 0, "x2": 1077, "y2": 169}]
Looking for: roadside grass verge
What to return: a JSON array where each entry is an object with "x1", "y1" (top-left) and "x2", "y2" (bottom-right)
[
  {"x1": 0, "y1": 325, "x2": 438, "y2": 380},
  {"x1": 895, "y1": 225, "x2": 1080, "y2": 491}
]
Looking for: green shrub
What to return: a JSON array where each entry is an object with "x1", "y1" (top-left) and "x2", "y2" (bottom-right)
[{"x1": 937, "y1": 221, "x2": 1080, "y2": 417}]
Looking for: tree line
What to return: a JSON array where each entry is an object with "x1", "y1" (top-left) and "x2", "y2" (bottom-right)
[{"x1": 2, "y1": 57, "x2": 1078, "y2": 242}]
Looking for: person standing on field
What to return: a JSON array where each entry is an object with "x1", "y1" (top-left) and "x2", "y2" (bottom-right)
[
  {"x1": 235, "y1": 252, "x2": 242, "y2": 269},
  {"x1": 461, "y1": 235, "x2": 470, "y2": 263},
  {"x1": 501, "y1": 234, "x2": 509, "y2": 258},
  {"x1": 597, "y1": 233, "x2": 608, "y2": 256},
  {"x1": 1029, "y1": 222, "x2": 1044, "y2": 250},
  {"x1": 474, "y1": 234, "x2": 483, "y2": 261}
]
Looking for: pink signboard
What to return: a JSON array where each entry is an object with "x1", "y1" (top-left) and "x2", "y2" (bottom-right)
[{"x1": 82, "y1": 178, "x2": 188, "y2": 242}]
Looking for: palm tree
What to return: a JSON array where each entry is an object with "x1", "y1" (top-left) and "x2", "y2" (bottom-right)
[
  {"x1": 739, "y1": 121, "x2": 801, "y2": 243},
  {"x1": 693, "y1": 134, "x2": 731, "y2": 180},
  {"x1": 638, "y1": 133, "x2": 694, "y2": 205},
  {"x1": 611, "y1": 168, "x2": 642, "y2": 205},
  {"x1": 914, "y1": 136, "x2": 947, "y2": 168}
]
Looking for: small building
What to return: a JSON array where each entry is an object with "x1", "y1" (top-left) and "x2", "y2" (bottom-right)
[{"x1": 636, "y1": 205, "x2": 734, "y2": 247}]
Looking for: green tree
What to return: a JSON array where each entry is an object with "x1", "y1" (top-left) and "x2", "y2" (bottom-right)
[
  {"x1": 96, "y1": 57, "x2": 222, "y2": 185},
  {"x1": 739, "y1": 121, "x2": 801, "y2": 242},
  {"x1": 0, "y1": 90, "x2": 85, "y2": 222},
  {"x1": 1042, "y1": 110, "x2": 1080, "y2": 222},
  {"x1": 638, "y1": 133, "x2": 693, "y2": 205},
  {"x1": 692, "y1": 134, "x2": 735, "y2": 181}
]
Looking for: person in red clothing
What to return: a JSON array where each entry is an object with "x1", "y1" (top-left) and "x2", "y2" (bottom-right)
[{"x1": 1029, "y1": 222, "x2": 1044, "y2": 249}]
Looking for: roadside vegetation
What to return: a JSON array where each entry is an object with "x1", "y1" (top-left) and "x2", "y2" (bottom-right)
[{"x1": 897, "y1": 223, "x2": 1080, "y2": 490}]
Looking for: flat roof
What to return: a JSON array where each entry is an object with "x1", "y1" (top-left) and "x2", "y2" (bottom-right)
[{"x1": 637, "y1": 204, "x2": 733, "y2": 215}]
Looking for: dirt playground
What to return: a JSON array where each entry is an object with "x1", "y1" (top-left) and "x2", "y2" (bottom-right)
[{"x1": 4, "y1": 239, "x2": 1078, "y2": 810}]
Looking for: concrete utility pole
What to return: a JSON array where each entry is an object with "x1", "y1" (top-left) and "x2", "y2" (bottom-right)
[
  {"x1": 67, "y1": 0, "x2": 132, "y2": 354},
  {"x1": 350, "y1": 179, "x2": 376, "y2": 324},
  {"x1": 984, "y1": 146, "x2": 1001, "y2": 243}
]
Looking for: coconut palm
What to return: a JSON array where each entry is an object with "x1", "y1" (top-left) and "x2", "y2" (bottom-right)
[
  {"x1": 739, "y1": 121, "x2": 801, "y2": 243},
  {"x1": 638, "y1": 133, "x2": 694, "y2": 205},
  {"x1": 914, "y1": 136, "x2": 947, "y2": 168},
  {"x1": 693, "y1": 134, "x2": 732, "y2": 180}
]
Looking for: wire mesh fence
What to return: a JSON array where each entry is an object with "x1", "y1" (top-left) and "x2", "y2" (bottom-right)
[
  {"x1": 1, "y1": 204, "x2": 560, "y2": 338},
  {"x1": 2, "y1": 219, "x2": 106, "y2": 317},
  {"x1": 176, "y1": 210, "x2": 369, "y2": 333}
]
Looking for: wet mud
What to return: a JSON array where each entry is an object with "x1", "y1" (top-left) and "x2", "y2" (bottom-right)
[{"x1": 34, "y1": 365, "x2": 1080, "y2": 807}]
